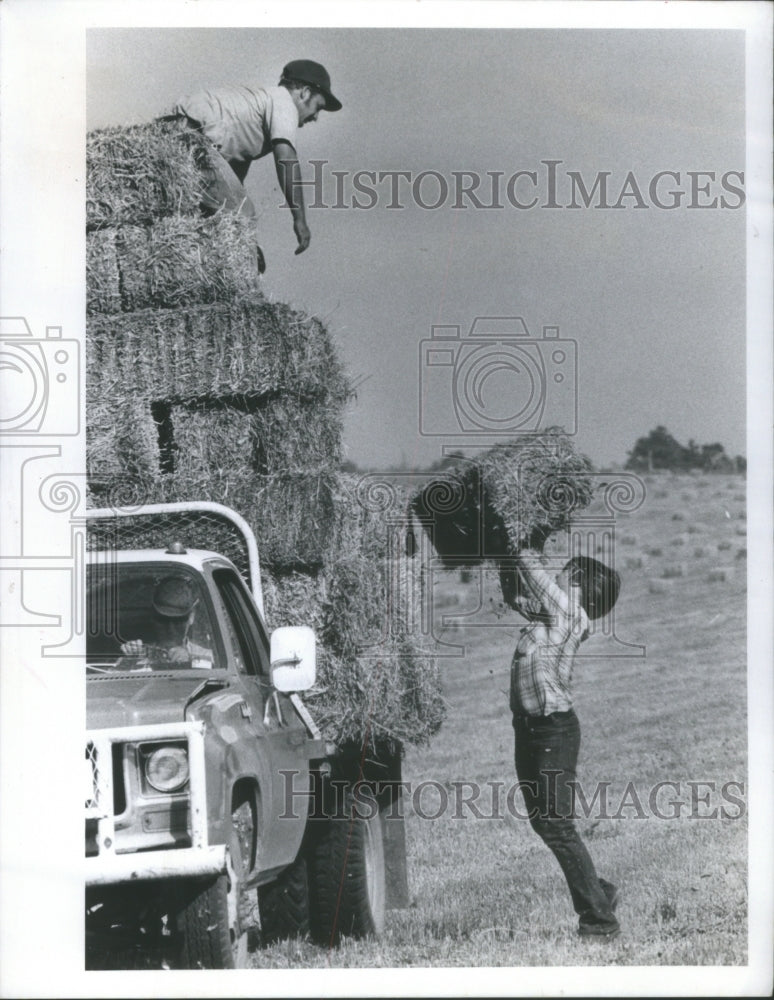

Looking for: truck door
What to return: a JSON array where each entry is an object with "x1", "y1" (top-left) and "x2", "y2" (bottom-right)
[{"x1": 210, "y1": 567, "x2": 314, "y2": 874}]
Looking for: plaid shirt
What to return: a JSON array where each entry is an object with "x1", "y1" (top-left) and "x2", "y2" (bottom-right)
[{"x1": 510, "y1": 549, "x2": 589, "y2": 717}]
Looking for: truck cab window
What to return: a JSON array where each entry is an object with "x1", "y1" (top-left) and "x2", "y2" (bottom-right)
[{"x1": 212, "y1": 568, "x2": 270, "y2": 676}]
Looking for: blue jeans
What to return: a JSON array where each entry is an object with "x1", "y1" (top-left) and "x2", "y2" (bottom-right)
[{"x1": 513, "y1": 709, "x2": 619, "y2": 931}]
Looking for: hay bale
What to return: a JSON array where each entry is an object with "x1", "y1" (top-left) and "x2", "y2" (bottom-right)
[
  {"x1": 624, "y1": 555, "x2": 645, "y2": 569},
  {"x1": 411, "y1": 430, "x2": 593, "y2": 567},
  {"x1": 260, "y1": 480, "x2": 445, "y2": 747},
  {"x1": 717, "y1": 540, "x2": 732, "y2": 551},
  {"x1": 648, "y1": 579, "x2": 672, "y2": 594},
  {"x1": 661, "y1": 563, "x2": 686, "y2": 579},
  {"x1": 86, "y1": 214, "x2": 260, "y2": 314},
  {"x1": 86, "y1": 396, "x2": 159, "y2": 481},
  {"x1": 86, "y1": 119, "x2": 212, "y2": 230},
  {"x1": 735, "y1": 548, "x2": 746, "y2": 560},
  {"x1": 86, "y1": 296, "x2": 351, "y2": 405},
  {"x1": 166, "y1": 395, "x2": 342, "y2": 478},
  {"x1": 707, "y1": 568, "x2": 733, "y2": 583},
  {"x1": 621, "y1": 534, "x2": 638, "y2": 544},
  {"x1": 671, "y1": 513, "x2": 684, "y2": 522}
]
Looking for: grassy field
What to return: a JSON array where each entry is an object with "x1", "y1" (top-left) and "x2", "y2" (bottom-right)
[{"x1": 257, "y1": 470, "x2": 747, "y2": 969}]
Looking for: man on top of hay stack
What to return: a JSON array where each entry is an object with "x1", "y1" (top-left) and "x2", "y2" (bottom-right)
[{"x1": 170, "y1": 59, "x2": 342, "y2": 264}]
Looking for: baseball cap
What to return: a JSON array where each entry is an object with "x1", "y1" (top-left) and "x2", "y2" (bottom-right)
[
  {"x1": 152, "y1": 576, "x2": 198, "y2": 619},
  {"x1": 282, "y1": 59, "x2": 342, "y2": 111}
]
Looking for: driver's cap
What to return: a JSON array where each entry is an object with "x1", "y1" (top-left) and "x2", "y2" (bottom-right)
[{"x1": 152, "y1": 576, "x2": 197, "y2": 618}]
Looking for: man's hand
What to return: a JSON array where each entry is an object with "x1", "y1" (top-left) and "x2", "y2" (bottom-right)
[
  {"x1": 273, "y1": 140, "x2": 310, "y2": 257},
  {"x1": 120, "y1": 639, "x2": 144, "y2": 655},
  {"x1": 294, "y1": 218, "x2": 311, "y2": 254}
]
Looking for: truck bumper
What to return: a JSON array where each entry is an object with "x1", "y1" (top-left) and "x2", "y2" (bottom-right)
[{"x1": 86, "y1": 844, "x2": 227, "y2": 887}]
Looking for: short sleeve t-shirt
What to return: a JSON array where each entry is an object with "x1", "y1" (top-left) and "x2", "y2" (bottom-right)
[{"x1": 172, "y1": 85, "x2": 298, "y2": 164}]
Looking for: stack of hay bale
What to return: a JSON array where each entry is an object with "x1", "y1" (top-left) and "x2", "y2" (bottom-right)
[{"x1": 86, "y1": 120, "x2": 444, "y2": 749}]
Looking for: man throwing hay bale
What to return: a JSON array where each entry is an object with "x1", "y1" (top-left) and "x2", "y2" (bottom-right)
[
  {"x1": 168, "y1": 59, "x2": 342, "y2": 268},
  {"x1": 503, "y1": 536, "x2": 622, "y2": 939}
]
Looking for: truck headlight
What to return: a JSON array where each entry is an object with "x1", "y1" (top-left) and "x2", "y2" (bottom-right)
[{"x1": 144, "y1": 745, "x2": 189, "y2": 793}]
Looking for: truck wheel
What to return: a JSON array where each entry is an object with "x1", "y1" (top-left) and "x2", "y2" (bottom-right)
[
  {"x1": 258, "y1": 854, "x2": 310, "y2": 942},
  {"x1": 176, "y1": 829, "x2": 248, "y2": 968},
  {"x1": 308, "y1": 788, "x2": 386, "y2": 945}
]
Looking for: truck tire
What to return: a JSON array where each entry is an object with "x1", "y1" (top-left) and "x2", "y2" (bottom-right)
[
  {"x1": 307, "y1": 787, "x2": 386, "y2": 945},
  {"x1": 176, "y1": 829, "x2": 248, "y2": 968},
  {"x1": 258, "y1": 854, "x2": 310, "y2": 942}
]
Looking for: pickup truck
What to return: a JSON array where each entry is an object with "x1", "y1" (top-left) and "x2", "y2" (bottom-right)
[{"x1": 85, "y1": 502, "x2": 407, "y2": 969}]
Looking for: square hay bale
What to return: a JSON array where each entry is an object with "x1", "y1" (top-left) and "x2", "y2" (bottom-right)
[
  {"x1": 249, "y1": 395, "x2": 344, "y2": 473},
  {"x1": 261, "y1": 500, "x2": 444, "y2": 749},
  {"x1": 86, "y1": 119, "x2": 212, "y2": 230},
  {"x1": 411, "y1": 430, "x2": 594, "y2": 568},
  {"x1": 86, "y1": 395, "x2": 160, "y2": 481},
  {"x1": 86, "y1": 296, "x2": 351, "y2": 405},
  {"x1": 86, "y1": 214, "x2": 260, "y2": 314},
  {"x1": 154, "y1": 470, "x2": 341, "y2": 572}
]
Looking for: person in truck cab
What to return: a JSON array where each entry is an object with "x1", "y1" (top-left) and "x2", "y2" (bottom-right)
[{"x1": 119, "y1": 576, "x2": 213, "y2": 669}]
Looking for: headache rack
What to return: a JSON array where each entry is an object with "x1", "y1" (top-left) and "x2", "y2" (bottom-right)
[{"x1": 86, "y1": 501, "x2": 264, "y2": 614}]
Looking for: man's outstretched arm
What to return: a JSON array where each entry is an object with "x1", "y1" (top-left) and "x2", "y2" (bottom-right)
[{"x1": 272, "y1": 140, "x2": 311, "y2": 254}]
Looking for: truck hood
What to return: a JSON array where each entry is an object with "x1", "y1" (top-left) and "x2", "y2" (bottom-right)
[{"x1": 87, "y1": 673, "x2": 228, "y2": 730}]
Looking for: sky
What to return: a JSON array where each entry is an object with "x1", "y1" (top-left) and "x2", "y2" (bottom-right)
[{"x1": 85, "y1": 26, "x2": 747, "y2": 471}]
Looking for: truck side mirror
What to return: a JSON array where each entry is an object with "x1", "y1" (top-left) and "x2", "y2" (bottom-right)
[{"x1": 269, "y1": 626, "x2": 316, "y2": 692}]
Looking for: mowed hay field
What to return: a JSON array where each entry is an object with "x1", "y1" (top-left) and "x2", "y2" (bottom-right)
[{"x1": 256, "y1": 471, "x2": 747, "y2": 968}]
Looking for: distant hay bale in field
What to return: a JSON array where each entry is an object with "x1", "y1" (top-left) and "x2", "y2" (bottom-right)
[
  {"x1": 693, "y1": 546, "x2": 707, "y2": 558},
  {"x1": 87, "y1": 213, "x2": 259, "y2": 314},
  {"x1": 717, "y1": 540, "x2": 732, "y2": 551},
  {"x1": 646, "y1": 546, "x2": 663, "y2": 557},
  {"x1": 86, "y1": 296, "x2": 351, "y2": 405},
  {"x1": 707, "y1": 568, "x2": 733, "y2": 583},
  {"x1": 624, "y1": 555, "x2": 644, "y2": 569},
  {"x1": 686, "y1": 524, "x2": 701, "y2": 534},
  {"x1": 672, "y1": 536, "x2": 685, "y2": 547},
  {"x1": 735, "y1": 548, "x2": 746, "y2": 560},
  {"x1": 648, "y1": 579, "x2": 672, "y2": 594},
  {"x1": 87, "y1": 119, "x2": 212, "y2": 229},
  {"x1": 655, "y1": 489, "x2": 669, "y2": 499},
  {"x1": 671, "y1": 513, "x2": 684, "y2": 522},
  {"x1": 661, "y1": 563, "x2": 685, "y2": 579},
  {"x1": 620, "y1": 534, "x2": 638, "y2": 545},
  {"x1": 736, "y1": 511, "x2": 746, "y2": 521},
  {"x1": 732, "y1": 492, "x2": 745, "y2": 502},
  {"x1": 734, "y1": 526, "x2": 746, "y2": 537},
  {"x1": 411, "y1": 430, "x2": 593, "y2": 567}
]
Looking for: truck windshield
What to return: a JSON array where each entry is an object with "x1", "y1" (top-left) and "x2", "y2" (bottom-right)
[{"x1": 87, "y1": 563, "x2": 221, "y2": 672}]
